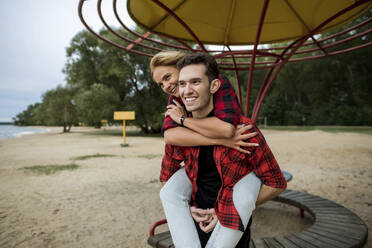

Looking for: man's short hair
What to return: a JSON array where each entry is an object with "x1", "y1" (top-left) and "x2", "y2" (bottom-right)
[
  {"x1": 150, "y1": 51, "x2": 187, "y2": 73},
  {"x1": 176, "y1": 52, "x2": 220, "y2": 83}
]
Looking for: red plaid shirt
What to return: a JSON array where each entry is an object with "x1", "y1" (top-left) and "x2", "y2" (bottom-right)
[
  {"x1": 160, "y1": 116, "x2": 287, "y2": 231},
  {"x1": 163, "y1": 74, "x2": 242, "y2": 131}
]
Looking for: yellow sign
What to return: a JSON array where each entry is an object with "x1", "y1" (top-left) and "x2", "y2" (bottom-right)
[
  {"x1": 113, "y1": 111, "x2": 135, "y2": 146},
  {"x1": 114, "y1": 111, "x2": 135, "y2": 120}
]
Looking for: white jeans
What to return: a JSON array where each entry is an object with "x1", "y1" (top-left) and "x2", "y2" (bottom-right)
[{"x1": 160, "y1": 167, "x2": 261, "y2": 248}]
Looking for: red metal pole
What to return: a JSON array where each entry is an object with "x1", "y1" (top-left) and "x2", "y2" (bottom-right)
[
  {"x1": 97, "y1": 0, "x2": 162, "y2": 52},
  {"x1": 149, "y1": 219, "x2": 167, "y2": 236},
  {"x1": 251, "y1": 0, "x2": 371, "y2": 122},
  {"x1": 78, "y1": 0, "x2": 153, "y2": 57},
  {"x1": 126, "y1": 32, "x2": 152, "y2": 51},
  {"x1": 113, "y1": 0, "x2": 195, "y2": 52},
  {"x1": 245, "y1": 0, "x2": 270, "y2": 116},
  {"x1": 227, "y1": 45, "x2": 243, "y2": 105},
  {"x1": 151, "y1": 0, "x2": 208, "y2": 53}
]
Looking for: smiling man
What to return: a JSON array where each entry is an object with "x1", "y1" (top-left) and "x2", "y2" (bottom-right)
[{"x1": 159, "y1": 53, "x2": 287, "y2": 248}]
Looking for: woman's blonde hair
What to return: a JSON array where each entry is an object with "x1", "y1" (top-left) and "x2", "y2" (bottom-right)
[{"x1": 150, "y1": 51, "x2": 187, "y2": 73}]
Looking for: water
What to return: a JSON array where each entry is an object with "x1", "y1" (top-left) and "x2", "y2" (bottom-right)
[{"x1": 0, "y1": 125, "x2": 49, "y2": 139}]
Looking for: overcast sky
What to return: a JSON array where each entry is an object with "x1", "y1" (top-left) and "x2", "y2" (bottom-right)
[{"x1": 0, "y1": 0, "x2": 135, "y2": 122}]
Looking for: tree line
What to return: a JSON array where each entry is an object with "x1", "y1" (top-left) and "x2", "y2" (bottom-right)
[{"x1": 13, "y1": 12, "x2": 372, "y2": 132}]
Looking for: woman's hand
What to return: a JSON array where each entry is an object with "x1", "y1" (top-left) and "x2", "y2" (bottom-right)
[
  {"x1": 219, "y1": 124, "x2": 258, "y2": 154},
  {"x1": 165, "y1": 99, "x2": 186, "y2": 124}
]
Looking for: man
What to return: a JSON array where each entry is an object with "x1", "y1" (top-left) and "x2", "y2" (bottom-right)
[{"x1": 160, "y1": 53, "x2": 287, "y2": 248}]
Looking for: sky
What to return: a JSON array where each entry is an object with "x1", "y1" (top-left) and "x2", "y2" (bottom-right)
[{"x1": 0, "y1": 0, "x2": 135, "y2": 122}]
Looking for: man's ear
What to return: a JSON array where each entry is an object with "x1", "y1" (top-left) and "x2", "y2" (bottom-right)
[{"x1": 210, "y1": 79, "x2": 221, "y2": 94}]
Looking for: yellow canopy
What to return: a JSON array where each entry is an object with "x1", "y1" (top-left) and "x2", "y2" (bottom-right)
[{"x1": 127, "y1": 0, "x2": 372, "y2": 45}]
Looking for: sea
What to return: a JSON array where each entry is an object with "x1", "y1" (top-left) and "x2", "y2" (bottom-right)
[{"x1": 0, "y1": 125, "x2": 50, "y2": 139}]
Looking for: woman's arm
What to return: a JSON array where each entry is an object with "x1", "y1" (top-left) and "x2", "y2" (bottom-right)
[
  {"x1": 164, "y1": 125, "x2": 258, "y2": 154},
  {"x1": 166, "y1": 100, "x2": 234, "y2": 139},
  {"x1": 183, "y1": 116, "x2": 235, "y2": 138}
]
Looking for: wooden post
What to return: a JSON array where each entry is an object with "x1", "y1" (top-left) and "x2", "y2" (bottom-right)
[
  {"x1": 122, "y1": 120, "x2": 126, "y2": 145},
  {"x1": 113, "y1": 111, "x2": 135, "y2": 147}
]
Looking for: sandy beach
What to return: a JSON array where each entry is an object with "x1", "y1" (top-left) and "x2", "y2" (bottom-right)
[{"x1": 0, "y1": 126, "x2": 371, "y2": 248}]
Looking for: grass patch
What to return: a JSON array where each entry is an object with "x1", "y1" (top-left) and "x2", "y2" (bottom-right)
[
  {"x1": 264, "y1": 126, "x2": 372, "y2": 134},
  {"x1": 71, "y1": 153, "x2": 116, "y2": 161},
  {"x1": 137, "y1": 154, "x2": 162, "y2": 159},
  {"x1": 22, "y1": 164, "x2": 79, "y2": 175}
]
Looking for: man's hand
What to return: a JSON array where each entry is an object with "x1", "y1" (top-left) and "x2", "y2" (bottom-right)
[
  {"x1": 198, "y1": 208, "x2": 218, "y2": 233},
  {"x1": 190, "y1": 206, "x2": 210, "y2": 223},
  {"x1": 165, "y1": 99, "x2": 186, "y2": 124},
  {"x1": 219, "y1": 124, "x2": 258, "y2": 154},
  {"x1": 190, "y1": 207, "x2": 218, "y2": 233}
]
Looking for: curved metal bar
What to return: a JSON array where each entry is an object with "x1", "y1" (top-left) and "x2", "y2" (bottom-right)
[
  {"x1": 250, "y1": 37, "x2": 303, "y2": 119},
  {"x1": 283, "y1": 0, "x2": 328, "y2": 56},
  {"x1": 97, "y1": 0, "x2": 162, "y2": 52},
  {"x1": 254, "y1": 18, "x2": 372, "y2": 52},
  {"x1": 78, "y1": 0, "x2": 155, "y2": 57},
  {"x1": 227, "y1": 45, "x2": 243, "y2": 105},
  {"x1": 151, "y1": 0, "x2": 208, "y2": 52},
  {"x1": 252, "y1": 0, "x2": 371, "y2": 122},
  {"x1": 215, "y1": 50, "x2": 283, "y2": 59},
  {"x1": 219, "y1": 64, "x2": 277, "y2": 71},
  {"x1": 149, "y1": 219, "x2": 167, "y2": 237},
  {"x1": 113, "y1": 0, "x2": 195, "y2": 51},
  {"x1": 219, "y1": 60, "x2": 278, "y2": 66},
  {"x1": 220, "y1": 27, "x2": 371, "y2": 66},
  {"x1": 245, "y1": 0, "x2": 270, "y2": 116},
  {"x1": 291, "y1": 41, "x2": 372, "y2": 62},
  {"x1": 293, "y1": 28, "x2": 372, "y2": 56},
  {"x1": 316, "y1": 17, "x2": 372, "y2": 43}
]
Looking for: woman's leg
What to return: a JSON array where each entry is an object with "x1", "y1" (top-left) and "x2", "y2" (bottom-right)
[
  {"x1": 233, "y1": 171, "x2": 261, "y2": 229},
  {"x1": 160, "y1": 167, "x2": 201, "y2": 248},
  {"x1": 205, "y1": 172, "x2": 261, "y2": 248}
]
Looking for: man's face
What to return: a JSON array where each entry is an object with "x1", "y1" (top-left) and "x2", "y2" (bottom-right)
[
  {"x1": 178, "y1": 64, "x2": 213, "y2": 115},
  {"x1": 152, "y1": 66, "x2": 180, "y2": 97}
]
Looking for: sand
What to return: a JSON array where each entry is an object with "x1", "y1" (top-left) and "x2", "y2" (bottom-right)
[{"x1": 0, "y1": 126, "x2": 371, "y2": 248}]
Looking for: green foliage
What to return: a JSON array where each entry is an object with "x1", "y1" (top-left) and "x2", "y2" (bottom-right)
[
  {"x1": 13, "y1": 103, "x2": 41, "y2": 126},
  {"x1": 63, "y1": 29, "x2": 168, "y2": 133},
  {"x1": 30, "y1": 86, "x2": 77, "y2": 132},
  {"x1": 137, "y1": 154, "x2": 162, "y2": 159},
  {"x1": 74, "y1": 84, "x2": 120, "y2": 127},
  {"x1": 71, "y1": 153, "x2": 116, "y2": 161}
]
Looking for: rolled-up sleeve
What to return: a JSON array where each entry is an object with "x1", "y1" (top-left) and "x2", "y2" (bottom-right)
[{"x1": 248, "y1": 127, "x2": 287, "y2": 188}]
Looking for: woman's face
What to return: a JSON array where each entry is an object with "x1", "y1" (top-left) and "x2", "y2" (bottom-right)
[{"x1": 152, "y1": 65, "x2": 180, "y2": 97}]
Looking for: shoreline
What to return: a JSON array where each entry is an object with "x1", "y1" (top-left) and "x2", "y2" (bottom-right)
[{"x1": 0, "y1": 128, "x2": 371, "y2": 247}]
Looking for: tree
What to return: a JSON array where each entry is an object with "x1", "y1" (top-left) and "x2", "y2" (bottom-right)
[
  {"x1": 74, "y1": 84, "x2": 120, "y2": 128},
  {"x1": 13, "y1": 103, "x2": 40, "y2": 126},
  {"x1": 63, "y1": 29, "x2": 168, "y2": 133},
  {"x1": 34, "y1": 86, "x2": 78, "y2": 132}
]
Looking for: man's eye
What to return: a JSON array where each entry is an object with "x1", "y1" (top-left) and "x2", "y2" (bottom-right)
[{"x1": 159, "y1": 83, "x2": 164, "y2": 88}]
